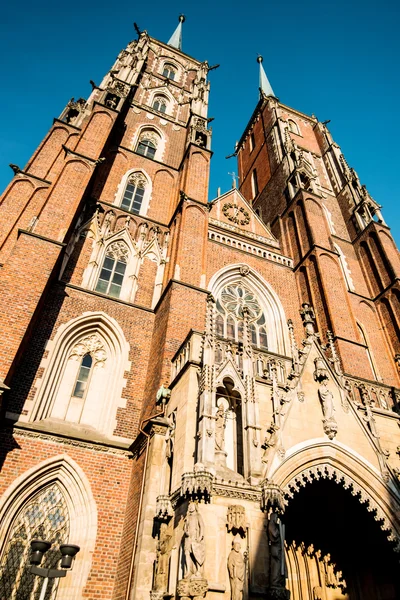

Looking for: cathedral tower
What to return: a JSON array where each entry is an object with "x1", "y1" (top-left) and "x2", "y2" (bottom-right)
[{"x1": 0, "y1": 17, "x2": 399, "y2": 600}]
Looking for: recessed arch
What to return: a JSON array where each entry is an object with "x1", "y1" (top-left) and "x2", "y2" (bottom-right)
[
  {"x1": 0, "y1": 454, "x2": 97, "y2": 600},
  {"x1": 30, "y1": 312, "x2": 131, "y2": 438},
  {"x1": 270, "y1": 441, "x2": 400, "y2": 548},
  {"x1": 114, "y1": 168, "x2": 152, "y2": 216},
  {"x1": 208, "y1": 264, "x2": 290, "y2": 355}
]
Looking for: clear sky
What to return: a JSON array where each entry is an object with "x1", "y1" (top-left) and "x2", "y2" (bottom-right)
[{"x1": 1, "y1": 0, "x2": 399, "y2": 243}]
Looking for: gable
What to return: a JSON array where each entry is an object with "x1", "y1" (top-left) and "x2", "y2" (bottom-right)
[{"x1": 209, "y1": 189, "x2": 280, "y2": 250}]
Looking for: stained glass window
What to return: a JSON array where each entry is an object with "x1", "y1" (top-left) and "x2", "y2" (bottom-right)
[
  {"x1": 0, "y1": 483, "x2": 70, "y2": 600},
  {"x1": 215, "y1": 283, "x2": 268, "y2": 349}
]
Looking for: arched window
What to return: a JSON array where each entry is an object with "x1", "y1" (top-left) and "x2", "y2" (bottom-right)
[
  {"x1": 0, "y1": 483, "x2": 69, "y2": 600},
  {"x1": 162, "y1": 63, "x2": 176, "y2": 80},
  {"x1": 95, "y1": 242, "x2": 129, "y2": 298},
  {"x1": 120, "y1": 173, "x2": 146, "y2": 214},
  {"x1": 216, "y1": 379, "x2": 244, "y2": 476},
  {"x1": 251, "y1": 169, "x2": 259, "y2": 199},
  {"x1": 288, "y1": 119, "x2": 300, "y2": 135},
  {"x1": 215, "y1": 284, "x2": 268, "y2": 349},
  {"x1": 152, "y1": 95, "x2": 168, "y2": 113},
  {"x1": 72, "y1": 353, "x2": 92, "y2": 398},
  {"x1": 136, "y1": 130, "x2": 160, "y2": 160}
]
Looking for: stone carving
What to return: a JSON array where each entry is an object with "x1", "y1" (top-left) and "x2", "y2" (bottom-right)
[
  {"x1": 154, "y1": 522, "x2": 171, "y2": 592},
  {"x1": 227, "y1": 505, "x2": 246, "y2": 536},
  {"x1": 267, "y1": 512, "x2": 287, "y2": 591},
  {"x1": 222, "y1": 202, "x2": 251, "y2": 226},
  {"x1": 177, "y1": 577, "x2": 208, "y2": 599},
  {"x1": 227, "y1": 541, "x2": 245, "y2": 600},
  {"x1": 323, "y1": 553, "x2": 338, "y2": 587},
  {"x1": 156, "y1": 384, "x2": 171, "y2": 406},
  {"x1": 155, "y1": 495, "x2": 173, "y2": 520},
  {"x1": 300, "y1": 302, "x2": 316, "y2": 337},
  {"x1": 166, "y1": 411, "x2": 176, "y2": 459},
  {"x1": 181, "y1": 469, "x2": 213, "y2": 500},
  {"x1": 261, "y1": 423, "x2": 279, "y2": 475},
  {"x1": 312, "y1": 586, "x2": 323, "y2": 599},
  {"x1": 261, "y1": 482, "x2": 286, "y2": 515},
  {"x1": 358, "y1": 384, "x2": 379, "y2": 438},
  {"x1": 314, "y1": 358, "x2": 338, "y2": 440},
  {"x1": 69, "y1": 334, "x2": 107, "y2": 366},
  {"x1": 183, "y1": 502, "x2": 205, "y2": 579},
  {"x1": 215, "y1": 404, "x2": 226, "y2": 451}
]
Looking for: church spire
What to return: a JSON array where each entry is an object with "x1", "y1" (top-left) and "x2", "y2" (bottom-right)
[
  {"x1": 168, "y1": 14, "x2": 185, "y2": 50},
  {"x1": 257, "y1": 55, "x2": 275, "y2": 98}
]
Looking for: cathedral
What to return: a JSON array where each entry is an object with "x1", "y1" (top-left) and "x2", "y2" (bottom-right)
[{"x1": 0, "y1": 15, "x2": 399, "y2": 600}]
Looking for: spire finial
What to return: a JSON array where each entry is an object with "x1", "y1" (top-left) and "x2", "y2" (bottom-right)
[
  {"x1": 168, "y1": 15, "x2": 185, "y2": 50},
  {"x1": 257, "y1": 55, "x2": 275, "y2": 98}
]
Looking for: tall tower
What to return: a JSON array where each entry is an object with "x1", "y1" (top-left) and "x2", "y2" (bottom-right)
[
  {"x1": 0, "y1": 18, "x2": 213, "y2": 600},
  {"x1": 0, "y1": 18, "x2": 399, "y2": 600}
]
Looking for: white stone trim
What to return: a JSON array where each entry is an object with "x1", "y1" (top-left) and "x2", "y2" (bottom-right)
[
  {"x1": 208, "y1": 264, "x2": 291, "y2": 356},
  {"x1": 29, "y1": 312, "x2": 131, "y2": 440},
  {"x1": 113, "y1": 168, "x2": 152, "y2": 216},
  {"x1": 0, "y1": 454, "x2": 97, "y2": 600}
]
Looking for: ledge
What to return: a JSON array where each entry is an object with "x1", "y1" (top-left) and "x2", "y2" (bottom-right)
[{"x1": 18, "y1": 229, "x2": 66, "y2": 247}]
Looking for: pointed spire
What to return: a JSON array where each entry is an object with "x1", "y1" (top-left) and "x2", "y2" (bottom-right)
[
  {"x1": 257, "y1": 56, "x2": 275, "y2": 98},
  {"x1": 168, "y1": 15, "x2": 185, "y2": 50}
]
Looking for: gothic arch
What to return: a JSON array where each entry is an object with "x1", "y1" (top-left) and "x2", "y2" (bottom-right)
[
  {"x1": 271, "y1": 441, "x2": 400, "y2": 549},
  {"x1": 113, "y1": 168, "x2": 152, "y2": 216},
  {"x1": 0, "y1": 454, "x2": 97, "y2": 600},
  {"x1": 30, "y1": 312, "x2": 130, "y2": 438},
  {"x1": 208, "y1": 264, "x2": 290, "y2": 355},
  {"x1": 131, "y1": 124, "x2": 166, "y2": 162}
]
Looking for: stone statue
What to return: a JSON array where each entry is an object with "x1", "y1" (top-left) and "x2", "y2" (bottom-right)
[
  {"x1": 227, "y1": 541, "x2": 245, "y2": 600},
  {"x1": 183, "y1": 502, "x2": 205, "y2": 579},
  {"x1": 318, "y1": 383, "x2": 335, "y2": 421},
  {"x1": 154, "y1": 523, "x2": 171, "y2": 591},
  {"x1": 267, "y1": 512, "x2": 285, "y2": 588},
  {"x1": 215, "y1": 404, "x2": 226, "y2": 451},
  {"x1": 323, "y1": 554, "x2": 338, "y2": 587},
  {"x1": 300, "y1": 302, "x2": 316, "y2": 336}
]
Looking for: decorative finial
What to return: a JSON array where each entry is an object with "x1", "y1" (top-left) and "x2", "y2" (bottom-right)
[
  {"x1": 168, "y1": 15, "x2": 185, "y2": 50},
  {"x1": 257, "y1": 54, "x2": 275, "y2": 98}
]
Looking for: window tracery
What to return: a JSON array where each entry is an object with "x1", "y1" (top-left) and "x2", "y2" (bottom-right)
[
  {"x1": 152, "y1": 95, "x2": 168, "y2": 113},
  {"x1": 162, "y1": 63, "x2": 176, "y2": 80},
  {"x1": 121, "y1": 173, "x2": 146, "y2": 214},
  {"x1": 136, "y1": 130, "x2": 160, "y2": 159},
  {"x1": 216, "y1": 284, "x2": 268, "y2": 348},
  {"x1": 95, "y1": 242, "x2": 129, "y2": 299},
  {"x1": 0, "y1": 483, "x2": 69, "y2": 600}
]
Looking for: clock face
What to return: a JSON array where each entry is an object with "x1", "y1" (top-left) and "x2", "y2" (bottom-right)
[{"x1": 222, "y1": 202, "x2": 250, "y2": 226}]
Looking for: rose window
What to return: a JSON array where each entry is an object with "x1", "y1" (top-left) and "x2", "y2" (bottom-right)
[{"x1": 220, "y1": 285, "x2": 262, "y2": 322}]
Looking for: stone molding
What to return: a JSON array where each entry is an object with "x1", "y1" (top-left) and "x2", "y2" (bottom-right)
[
  {"x1": 283, "y1": 463, "x2": 400, "y2": 551},
  {"x1": 12, "y1": 427, "x2": 131, "y2": 457}
]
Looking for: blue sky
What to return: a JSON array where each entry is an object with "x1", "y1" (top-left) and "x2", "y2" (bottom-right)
[{"x1": 1, "y1": 0, "x2": 399, "y2": 243}]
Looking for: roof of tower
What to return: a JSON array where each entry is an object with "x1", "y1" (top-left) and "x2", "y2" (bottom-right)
[
  {"x1": 168, "y1": 14, "x2": 185, "y2": 50},
  {"x1": 257, "y1": 55, "x2": 275, "y2": 98}
]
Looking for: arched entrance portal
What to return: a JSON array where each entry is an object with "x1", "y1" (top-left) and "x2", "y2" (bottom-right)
[{"x1": 284, "y1": 478, "x2": 399, "y2": 599}]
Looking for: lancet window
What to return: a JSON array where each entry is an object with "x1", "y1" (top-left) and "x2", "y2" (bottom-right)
[
  {"x1": 120, "y1": 173, "x2": 146, "y2": 214},
  {"x1": 152, "y1": 95, "x2": 168, "y2": 113},
  {"x1": 215, "y1": 284, "x2": 268, "y2": 349},
  {"x1": 162, "y1": 63, "x2": 176, "y2": 80},
  {"x1": 288, "y1": 119, "x2": 300, "y2": 135},
  {"x1": 72, "y1": 353, "x2": 92, "y2": 398},
  {"x1": 95, "y1": 241, "x2": 129, "y2": 299},
  {"x1": 0, "y1": 483, "x2": 69, "y2": 600},
  {"x1": 136, "y1": 130, "x2": 160, "y2": 160}
]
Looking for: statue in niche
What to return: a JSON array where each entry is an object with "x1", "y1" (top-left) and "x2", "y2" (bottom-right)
[
  {"x1": 358, "y1": 384, "x2": 379, "y2": 438},
  {"x1": 183, "y1": 501, "x2": 205, "y2": 579},
  {"x1": 215, "y1": 404, "x2": 226, "y2": 451},
  {"x1": 154, "y1": 523, "x2": 171, "y2": 591},
  {"x1": 227, "y1": 541, "x2": 245, "y2": 600},
  {"x1": 300, "y1": 302, "x2": 316, "y2": 337},
  {"x1": 166, "y1": 411, "x2": 176, "y2": 459},
  {"x1": 267, "y1": 512, "x2": 285, "y2": 588}
]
